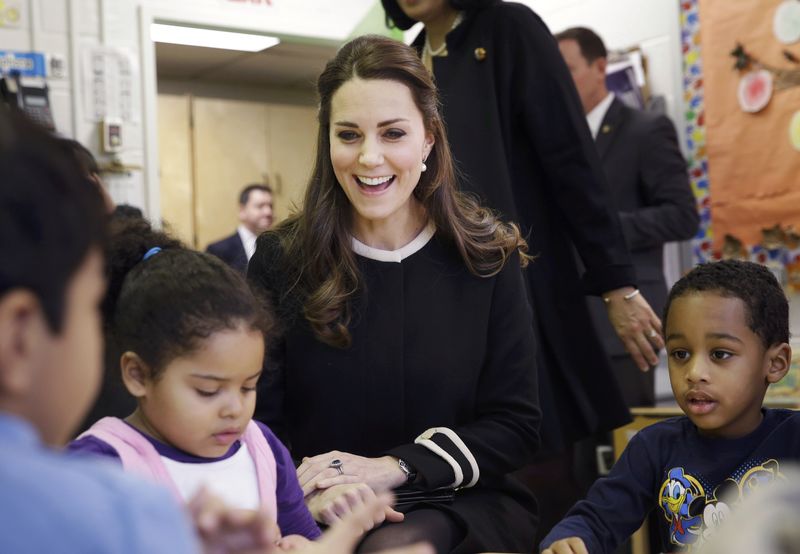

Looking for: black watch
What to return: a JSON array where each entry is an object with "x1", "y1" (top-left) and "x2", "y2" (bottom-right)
[{"x1": 397, "y1": 458, "x2": 417, "y2": 484}]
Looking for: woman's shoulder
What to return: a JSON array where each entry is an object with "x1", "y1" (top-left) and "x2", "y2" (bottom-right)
[
  {"x1": 249, "y1": 228, "x2": 306, "y2": 326},
  {"x1": 249, "y1": 230, "x2": 293, "y2": 289},
  {"x1": 425, "y1": 232, "x2": 524, "y2": 289},
  {"x1": 253, "y1": 229, "x2": 287, "y2": 265},
  {"x1": 473, "y1": 1, "x2": 553, "y2": 51}
]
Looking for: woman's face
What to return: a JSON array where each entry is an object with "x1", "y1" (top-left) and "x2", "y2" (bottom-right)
[
  {"x1": 330, "y1": 77, "x2": 433, "y2": 231},
  {"x1": 396, "y1": 0, "x2": 452, "y2": 24}
]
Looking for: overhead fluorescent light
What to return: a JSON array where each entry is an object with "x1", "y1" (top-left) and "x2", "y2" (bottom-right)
[{"x1": 151, "y1": 23, "x2": 280, "y2": 52}]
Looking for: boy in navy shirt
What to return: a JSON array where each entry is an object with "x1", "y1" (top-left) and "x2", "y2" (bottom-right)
[{"x1": 542, "y1": 260, "x2": 799, "y2": 553}]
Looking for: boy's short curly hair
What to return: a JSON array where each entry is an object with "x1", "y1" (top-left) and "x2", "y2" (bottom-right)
[{"x1": 664, "y1": 260, "x2": 789, "y2": 348}]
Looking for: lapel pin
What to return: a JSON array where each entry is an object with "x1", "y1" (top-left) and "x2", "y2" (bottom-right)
[
  {"x1": 474, "y1": 47, "x2": 487, "y2": 61},
  {"x1": 601, "y1": 124, "x2": 612, "y2": 134}
]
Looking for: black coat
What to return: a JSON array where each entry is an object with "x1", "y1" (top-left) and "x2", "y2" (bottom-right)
[
  {"x1": 248, "y1": 231, "x2": 541, "y2": 552},
  {"x1": 412, "y1": 1, "x2": 634, "y2": 449},
  {"x1": 586, "y1": 99, "x2": 699, "y2": 358},
  {"x1": 206, "y1": 232, "x2": 248, "y2": 274}
]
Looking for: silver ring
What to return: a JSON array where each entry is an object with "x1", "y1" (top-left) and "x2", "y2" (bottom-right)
[
  {"x1": 329, "y1": 459, "x2": 344, "y2": 475},
  {"x1": 648, "y1": 329, "x2": 658, "y2": 339}
]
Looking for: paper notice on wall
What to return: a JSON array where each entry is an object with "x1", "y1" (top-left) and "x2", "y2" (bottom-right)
[
  {"x1": 0, "y1": 50, "x2": 46, "y2": 77},
  {"x1": 105, "y1": 170, "x2": 146, "y2": 210},
  {"x1": 82, "y1": 46, "x2": 140, "y2": 123}
]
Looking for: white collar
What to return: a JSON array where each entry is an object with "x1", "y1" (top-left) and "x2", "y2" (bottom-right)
[
  {"x1": 237, "y1": 225, "x2": 258, "y2": 260},
  {"x1": 237, "y1": 224, "x2": 257, "y2": 242},
  {"x1": 351, "y1": 221, "x2": 436, "y2": 263},
  {"x1": 586, "y1": 92, "x2": 615, "y2": 139}
]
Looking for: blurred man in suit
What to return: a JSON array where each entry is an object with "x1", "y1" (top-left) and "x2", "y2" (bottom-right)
[
  {"x1": 206, "y1": 183, "x2": 273, "y2": 274},
  {"x1": 557, "y1": 27, "x2": 699, "y2": 407}
]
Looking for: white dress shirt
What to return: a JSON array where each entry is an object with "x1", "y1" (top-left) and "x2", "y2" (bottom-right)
[
  {"x1": 586, "y1": 92, "x2": 615, "y2": 139},
  {"x1": 237, "y1": 225, "x2": 258, "y2": 261}
]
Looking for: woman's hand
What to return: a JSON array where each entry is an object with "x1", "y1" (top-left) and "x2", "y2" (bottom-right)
[
  {"x1": 603, "y1": 286, "x2": 664, "y2": 371},
  {"x1": 306, "y1": 483, "x2": 404, "y2": 527},
  {"x1": 297, "y1": 451, "x2": 407, "y2": 495}
]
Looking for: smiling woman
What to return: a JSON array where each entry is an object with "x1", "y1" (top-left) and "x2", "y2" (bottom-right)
[
  {"x1": 330, "y1": 77, "x2": 433, "y2": 250},
  {"x1": 247, "y1": 34, "x2": 542, "y2": 553}
]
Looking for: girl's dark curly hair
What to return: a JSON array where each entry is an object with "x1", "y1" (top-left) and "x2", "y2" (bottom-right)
[{"x1": 105, "y1": 217, "x2": 271, "y2": 379}]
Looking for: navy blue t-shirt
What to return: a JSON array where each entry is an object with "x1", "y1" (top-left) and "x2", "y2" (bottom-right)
[{"x1": 542, "y1": 409, "x2": 800, "y2": 553}]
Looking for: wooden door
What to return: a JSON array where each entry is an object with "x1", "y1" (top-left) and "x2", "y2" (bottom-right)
[
  {"x1": 157, "y1": 93, "x2": 195, "y2": 246},
  {"x1": 192, "y1": 97, "x2": 270, "y2": 250},
  {"x1": 265, "y1": 104, "x2": 317, "y2": 221}
]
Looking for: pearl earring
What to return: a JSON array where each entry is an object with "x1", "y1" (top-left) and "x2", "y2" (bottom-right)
[{"x1": 421, "y1": 161, "x2": 427, "y2": 172}]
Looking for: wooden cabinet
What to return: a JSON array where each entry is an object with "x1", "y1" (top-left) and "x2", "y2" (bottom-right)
[{"x1": 158, "y1": 93, "x2": 316, "y2": 249}]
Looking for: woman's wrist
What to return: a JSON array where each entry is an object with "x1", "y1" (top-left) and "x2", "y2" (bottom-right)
[
  {"x1": 380, "y1": 456, "x2": 409, "y2": 489},
  {"x1": 602, "y1": 285, "x2": 638, "y2": 304}
]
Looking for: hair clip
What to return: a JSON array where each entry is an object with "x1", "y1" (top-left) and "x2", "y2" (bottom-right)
[{"x1": 142, "y1": 247, "x2": 162, "y2": 262}]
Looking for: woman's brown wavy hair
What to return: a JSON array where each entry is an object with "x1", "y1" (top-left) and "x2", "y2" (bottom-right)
[{"x1": 274, "y1": 34, "x2": 530, "y2": 348}]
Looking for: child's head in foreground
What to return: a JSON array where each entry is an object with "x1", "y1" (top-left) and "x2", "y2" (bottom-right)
[
  {"x1": 663, "y1": 260, "x2": 791, "y2": 438},
  {"x1": 0, "y1": 111, "x2": 108, "y2": 446},
  {"x1": 105, "y1": 218, "x2": 270, "y2": 457}
]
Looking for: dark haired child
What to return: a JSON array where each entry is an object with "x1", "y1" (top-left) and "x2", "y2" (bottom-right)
[
  {"x1": 541, "y1": 260, "x2": 800, "y2": 554},
  {"x1": 0, "y1": 110, "x2": 207, "y2": 553},
  {"x1": 68, "y1": 217, "x2": 321, "y2": 542}
]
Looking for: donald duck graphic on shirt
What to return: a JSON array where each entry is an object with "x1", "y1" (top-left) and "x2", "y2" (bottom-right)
[
  {"x1": 659, "y1": 467, "x2": 705, "y2": 547},
  {"x1": 658, "y1": 460, "x2": 783, "y2": 550}
]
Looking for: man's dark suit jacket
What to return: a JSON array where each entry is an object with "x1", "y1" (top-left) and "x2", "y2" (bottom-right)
[
  {"x1": 206, "y1": 232, "x2": 248, "y2": 274},
  {"x1": 587, "y1": 98, "x2": 699, "y2": 360}
]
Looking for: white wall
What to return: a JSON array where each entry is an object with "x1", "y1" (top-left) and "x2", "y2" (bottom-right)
[
  {"x1": 1, "y1": 0, "x2": 155, "y2": 214},
  {"x1": 3, "y1": 0, "x2": 152, "y2": 208}
]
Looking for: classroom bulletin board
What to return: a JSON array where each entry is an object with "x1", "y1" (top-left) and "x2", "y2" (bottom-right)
[{"x1": 681, "y1": 0, "x2": 800, "y2": 263}]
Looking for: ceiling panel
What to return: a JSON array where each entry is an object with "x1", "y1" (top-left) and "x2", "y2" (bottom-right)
[{"x1": 155, "y1": 40, "x2": 337, "y2": 89}]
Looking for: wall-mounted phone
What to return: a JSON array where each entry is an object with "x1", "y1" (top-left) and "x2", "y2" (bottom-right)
[{"x1": 0, "y1": 71, "x2": 55, "y2": 130}]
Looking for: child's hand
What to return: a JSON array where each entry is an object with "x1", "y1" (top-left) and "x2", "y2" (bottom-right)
[
  {"x1": 189, "y1": 488, "x2": 430, "y2": 554},
  {"x1": 306, "y1": 483, "x2": 404, "y2": 528},
  {"x1": 312, "y1": 492, "x2": 432, "y2": 554},
  {"x1": 276, "y1": 534, "x2": 312, "y2": 551},
  {"x1": 541, "y1": 537, "x2": 588, "y2": 554},
  {"x1": 187, "y1": 486, "x2": 280, "y2": 554}
]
